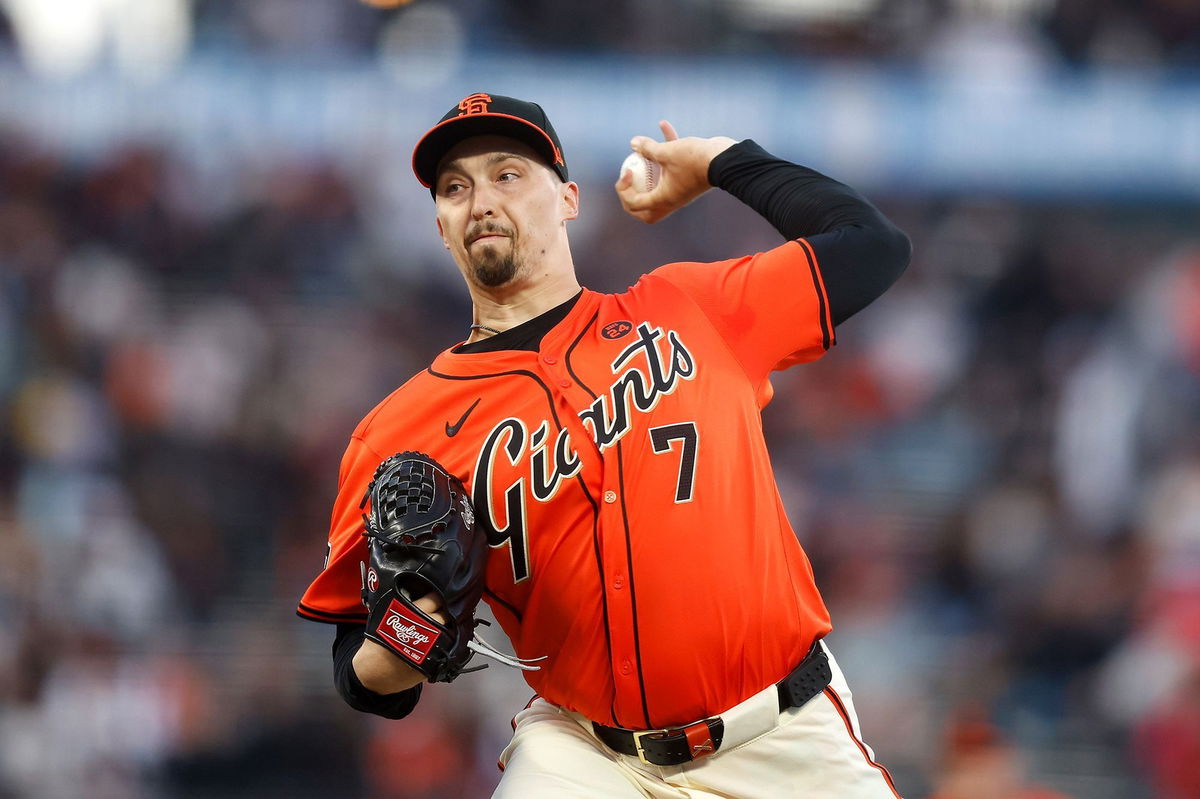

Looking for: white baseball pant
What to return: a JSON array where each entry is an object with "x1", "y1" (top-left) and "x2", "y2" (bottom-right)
[{"x1": 493, "y1": 643, "x2": 902, "y2": 798}]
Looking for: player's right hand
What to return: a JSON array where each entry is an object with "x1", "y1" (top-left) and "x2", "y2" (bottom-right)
[
  {"x1": 615, "y1": 121, "x2": 737, "y2": 225},
  {"x1": 353, "y1": 592, "x2": 448, "y2": 694}
]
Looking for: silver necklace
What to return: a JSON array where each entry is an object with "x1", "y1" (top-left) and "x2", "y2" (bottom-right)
[{"x1": 470, "y1": 323, "x2": 502, "y2": 335}]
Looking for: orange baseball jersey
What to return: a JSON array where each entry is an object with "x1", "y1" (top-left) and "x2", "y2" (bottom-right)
[{"x1": 299, "y1": 238, "x2": 836, "y2": 730}]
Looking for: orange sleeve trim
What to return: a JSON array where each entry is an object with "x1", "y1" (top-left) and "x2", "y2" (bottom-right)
[
  {"x1": 796, "y1": 238, "x2": 835, "y2": 350},
  {"x1": 296, "y1": 601, "x2": 368, "y2": 625}
]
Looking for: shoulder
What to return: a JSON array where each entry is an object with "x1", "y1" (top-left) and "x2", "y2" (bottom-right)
[
  {"x1": 622, "y1": 261, "x2": 707, "y2": 297},
  {"x1": 351, "y1": 368, "x2": 438, "y2": 440},
  {"x1": 641, "y1": 241, "x2": 808, "y2": 287}
]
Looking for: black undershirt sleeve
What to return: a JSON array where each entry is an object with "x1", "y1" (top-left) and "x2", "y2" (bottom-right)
[
  {"x1": 707, "y1": 140, "x2": 911, "y2": 326},
  {"x1": 333, "y1": 622, "x2": 423, "y2": 719}
]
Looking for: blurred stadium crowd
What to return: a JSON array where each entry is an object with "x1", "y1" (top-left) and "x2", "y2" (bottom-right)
[
  {"x1": 0, "y1": 1, "x2": 1198, "y2": 799},
  {"x1": 1, "y1": 128, "x2": 1198, "y2": 799},
  {"x1": 183, "y1": 0, "x2": 1200, "y2": 66},
  {"x1": 1, "y1": 0, "x2": 1199, "y2": 83}
]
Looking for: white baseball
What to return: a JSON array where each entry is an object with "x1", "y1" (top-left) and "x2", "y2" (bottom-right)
[{"x1": 620, "y1": 152, "x2": 660, "y2": 193}]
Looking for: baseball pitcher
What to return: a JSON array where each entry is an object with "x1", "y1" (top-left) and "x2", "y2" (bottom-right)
[{"x1": 298, "y1": 92, "x2": 910, "y2": 798}]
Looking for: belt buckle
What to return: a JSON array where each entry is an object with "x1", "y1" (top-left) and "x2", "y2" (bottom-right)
[{"x1": 631, "y1": 729, "x2": 665, "y2": 765}]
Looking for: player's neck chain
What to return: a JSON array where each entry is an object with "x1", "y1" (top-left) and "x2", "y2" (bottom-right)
[{"x1": 470, "y1": 323, "x2": 503, "y2": 336}]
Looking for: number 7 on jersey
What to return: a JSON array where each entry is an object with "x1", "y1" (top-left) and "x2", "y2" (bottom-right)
[{"x1": 649, "y1": 422, "x2": 698, "y2": 503}]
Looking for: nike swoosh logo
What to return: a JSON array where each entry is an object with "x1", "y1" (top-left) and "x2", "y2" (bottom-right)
[{"x1": 445, "y1": 398, "x2": 482, "y2": 437}]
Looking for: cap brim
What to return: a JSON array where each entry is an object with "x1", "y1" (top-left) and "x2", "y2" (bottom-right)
[{"x1": 412, "y1": 113, "x2": 565, "y2": 189}]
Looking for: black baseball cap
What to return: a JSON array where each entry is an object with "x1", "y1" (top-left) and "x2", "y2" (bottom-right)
[{"x1": 412, "y1": 93, "x2": 568, "y2": 192}]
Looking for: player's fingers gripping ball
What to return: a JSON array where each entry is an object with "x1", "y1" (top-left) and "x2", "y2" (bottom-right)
[
  {"x1": 620, "y1": 152, "x2": 660, "y2": 194},
  {"x1": 359, "y1": 451, "x2": 487, "y2": 683}
]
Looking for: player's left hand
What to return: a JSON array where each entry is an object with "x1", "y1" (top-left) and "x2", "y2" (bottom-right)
[
  {"x1": 360, "y1": 451, "x2": 488, "y2": 684},
  {"x1": 615, "y1": 121, "x2": 737, "y2": 224},
  {"x1": 353, "y1": 592, "x2": 449, "y2": 694}
]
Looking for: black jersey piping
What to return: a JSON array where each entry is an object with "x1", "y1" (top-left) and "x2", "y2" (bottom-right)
[
  {"x1": 612, "y1": 439, "x2": 653, "y2": 729},
  {"x1": 427, "y1": 362, "x2": 615, "y2": 724},
  {"x1": 483, "y1": 587, "x2": 523, "y2": 623},
  {"x1": 297, "y1": 601, "x2": 368, "y2": 624},
  {"x1": 797, "y1": 238, "x2": 834, "y2": 350},
  {"x1": 425, "y1": 367, "x2": 564, "y2": 429},
  {"x1": 565, "y1": 312, "x2": 653, "y2": 730},
  {"x1": 573, "y1": 468, "x2": 611, "y2": 726}
]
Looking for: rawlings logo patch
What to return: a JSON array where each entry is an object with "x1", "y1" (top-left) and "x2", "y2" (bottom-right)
[{"x1": 375, "y1": 599, "x2": 441, "y2": 664}]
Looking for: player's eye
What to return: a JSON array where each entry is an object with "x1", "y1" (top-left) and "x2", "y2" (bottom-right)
[
  {"x1": 498, "y1": 171, "x2": 519, "y2": 182},
  {"x1": 441, "y1": 181, "x2": 466, "y2": 196}
]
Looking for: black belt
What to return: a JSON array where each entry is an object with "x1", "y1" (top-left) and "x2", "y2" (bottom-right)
[{"x1": 592, "y1": 642, "x2": 833, "y2": 767}]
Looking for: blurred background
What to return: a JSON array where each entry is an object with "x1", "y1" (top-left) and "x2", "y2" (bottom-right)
[{"x1": 0, "y1": 1, "x2": 1198, "y2": 797}]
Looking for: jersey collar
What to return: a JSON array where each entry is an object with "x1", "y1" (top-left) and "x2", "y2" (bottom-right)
[{"x1": 429, "y1": 289, "x2": 602, "y2": 377}]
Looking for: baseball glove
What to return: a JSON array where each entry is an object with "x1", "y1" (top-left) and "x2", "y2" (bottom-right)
[{"x1": 358, "y1": 451, "x2": 545, "y2": 683}]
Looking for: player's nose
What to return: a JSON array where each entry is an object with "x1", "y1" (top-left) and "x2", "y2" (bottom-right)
[{"x1": 469, "y1": 182, "x2": 498, "y2": 220}]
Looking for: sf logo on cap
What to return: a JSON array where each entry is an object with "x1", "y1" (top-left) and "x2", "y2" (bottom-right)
[{"x1": 459, "y1": 93, "x2": 492, "y2": 116}]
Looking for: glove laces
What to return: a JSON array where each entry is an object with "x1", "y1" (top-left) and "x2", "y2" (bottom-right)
[{"x1": 466, "y1": 619, "x2": 548, "y2": 672}]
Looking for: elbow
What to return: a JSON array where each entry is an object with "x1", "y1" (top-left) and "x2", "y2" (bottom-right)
[
  {"x1": 338, "y1": 671, "x2": 422, "y2": 719},
  {"x1": 849, "y1": 218, "x2": 911, "y2": 291},
  {"x1": 879, "y1": 222, "x2": 912, "y2": 280}
]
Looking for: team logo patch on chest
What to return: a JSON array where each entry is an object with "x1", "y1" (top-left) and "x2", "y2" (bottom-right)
[{"x1": 601, "y1": 320, "x2": 633, "y2": 340}]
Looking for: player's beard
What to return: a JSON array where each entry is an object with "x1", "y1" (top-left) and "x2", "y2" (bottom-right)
[
  {"x1": 466, "y1": 224, "x2": 520, "y2": 287},
  {"x1": 471, "y1": 246, "x2": 520, "y2": 287}
]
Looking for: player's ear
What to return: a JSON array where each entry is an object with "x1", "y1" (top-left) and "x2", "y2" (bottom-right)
[
  {"x1": 561, "y1": 182, "x2": 579, "y2": 222},
  {"x1": 436, "y1": 217, "x2": 451, "y2": 250}
]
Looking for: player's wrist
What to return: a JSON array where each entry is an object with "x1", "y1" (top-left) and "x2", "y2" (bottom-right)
[
  {"x1": 353, "y1": 638, "x2": 427, "y2": 694},
  {"x1": 702, "y1": 136, "x2": 738, "y2": 173},
  {"x1": 671, "y1": 136, "x2": 737, "y2": 187}
]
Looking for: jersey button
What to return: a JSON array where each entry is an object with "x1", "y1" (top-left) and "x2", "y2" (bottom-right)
[
  {"x1": 542, "y1": 355, "x2": 557, "y2": 365},
  {"x1": 558, "y1": 379, "x2": 571, "y2": 388},
  {"x1": 620, "y1": 659, "x2": 632, "y2": 675},
  {"x1": 612, "y1": 574, "x2": 624, "y2": 589},
  {"x1": 604, "y1": 490, "x2": 617, "y2": 504}
]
